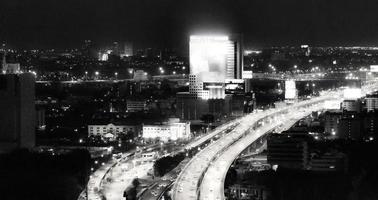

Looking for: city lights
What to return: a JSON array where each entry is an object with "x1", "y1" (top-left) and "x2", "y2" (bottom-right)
[{"x1": 3, "y1": 2, "x2": 378, "y2": 200}]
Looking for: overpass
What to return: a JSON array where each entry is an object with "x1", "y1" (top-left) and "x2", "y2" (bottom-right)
[
  {"x1": 172, "y1": 80, "x2": 378, "y2": 200},
  {"x1": 251, "y1": 70, "x2": 371, "y2": 81}
]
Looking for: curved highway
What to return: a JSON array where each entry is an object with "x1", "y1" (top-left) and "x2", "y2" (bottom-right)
[{"x1": 172, "y1": 80, "x2": 378, "y2": 200}]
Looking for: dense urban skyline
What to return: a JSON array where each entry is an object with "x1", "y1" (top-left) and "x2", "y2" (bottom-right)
[
  {"x1": 2, "y1": 0, "x2": 378, "y2": 50},
  {"x1": 1, "y1": 1, "x2": 378, "y2": 200}
]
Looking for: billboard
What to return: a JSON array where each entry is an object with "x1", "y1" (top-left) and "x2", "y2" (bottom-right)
[
  {"x1": 189, "y1": 36, "x2": 230, "y2": 83},
  {"x1": 225, "y1": 79, "x2": 245, "y2": 94},
  {"x1": 370, "y1": 65, "x2": 378, "y2": 72},
  {"x1": 343, "y1": 88, "x2": 362, "y2": 100},
  {"x1": 324, "y1": 100, "x2": 341, "y2": 110},
  {"x1": 242, "y1": 70, "x2": 253, "y2": 79},
  {"x1": 285, "y1": 80, "x2": 297, "y2": 99}
]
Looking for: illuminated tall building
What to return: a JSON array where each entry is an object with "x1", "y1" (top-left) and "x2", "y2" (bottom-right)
[
  {"x1": 176, "y1": 34, "x2": 245, "y2": 120},
  {"x1": 189, "y1": 35, "x2": 243, "y2": 99}
]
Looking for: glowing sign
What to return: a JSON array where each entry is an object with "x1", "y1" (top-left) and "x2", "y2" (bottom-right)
[
  {"x1": 285, "y1": 80, "x2": 296, "y2": 99},
  {"x1": 189, "y1": 35, "x2": 230, "y2": 83},
  {"x1": 370, "y1": 65, "x2": 378, "y2": 72},
  {"x1": 242, "y1": 70, "x2": 253, "y2": 79},
  {"x1": 343, "y1": 88, "x2": 362, "y2": 100},
  {"x1": 324, "y1": 100, "x2": 341, "y2": 110},
  {"x1": 224, "y1": 79, "x2": 245, "y2": 94}
]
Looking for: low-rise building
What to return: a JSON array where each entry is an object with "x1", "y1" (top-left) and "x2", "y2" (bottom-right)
[
  {"x1": 308, "y1": 152, "x2": 348, "y2": 172},
  {"x1": 142, "y1": 118, "x2": 191, "y2": 142},
  {"x1": 126, "y1": 100, "x2": 147, "y2": 112},
  {"x1": 227, "y1": 184, "x2": 266, "y2": 200},
  {"x1": 88, "y1": 122, "x2": 140, "y2": 140}
]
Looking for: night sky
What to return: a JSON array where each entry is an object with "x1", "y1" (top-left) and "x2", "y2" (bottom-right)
[{"x1": 1, "y1": 0, "x2": 378, "y2": 50}]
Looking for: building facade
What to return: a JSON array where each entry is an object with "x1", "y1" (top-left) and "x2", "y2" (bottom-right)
[
  {"x1": 267, "y1": 133, "x2": 309, "y2": 170},
  {"x1": 366, "y1": 94, "x2": 378, "y2": 112},
  {"x1": 0, "y1": 73, "x2": 35, "y2": 153},
  {"x1": 88, "y1": 123, "x2": 140, "y2": 139},
  {"x1": 126, "y1": 100, "x2": 147, "y2": 112},
  {"x1": 188, "y1": 35, "x2": 243, "y2": 100},
  {"x1": 142, "y1": 118, "x2": 191, "y2": 142}
]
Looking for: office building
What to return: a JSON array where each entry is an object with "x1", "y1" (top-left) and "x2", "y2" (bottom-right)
[
  {"x1": 324, "y1": 110, "x2": 342, "y2": 139},
  {"x1": 338, "y1": 114, "x2": 362, "y2": 140},
  {"x1": 133, "y1": 70, "x2": 148, "y2": 81},
  {"x1": 341, "y1": 99, "x2": 361, "y2": 113},
  {"x1": 364, "y1": 112, "x2": 378, "y2": 138},
  {"x1": 308, "y1": 152, "x2": 348, "y2": 172},
  {"x1": 0, "y1": 73, "x2": 35, "y2": 153},
  {"x1": 120, "y1": 42, "x2": 133, "y2": 57},
  {"x1": 189, "y1": 35, "x2": 243, "y2": 100},
  {"x1": 88, "y1": 122, "x2": 140, "y2": 140},
  {"x1": 142, "y1": 118, "x2": 191, "y2": 142},
  {"x1": 126, "y1": 100, "x2": 147, "y2": 112},
  {"x1": 2, "y1": 51, "x2": 21, "y2": 74},
  {"x1": 267, "y1": 133, "x2": 309, "y2": 170},
  {"x1": 366, "y1": 93, "x2": 378, "y2": 112},
  {"x1": 227, "y1": 184, "x2": 265, "y2": 200},
  {"x1": 36, "y1": 105, "x2": 46, "y2": 130},
  {"x1": 176, "y1": 92, "x2": 209, "y2": 120}
]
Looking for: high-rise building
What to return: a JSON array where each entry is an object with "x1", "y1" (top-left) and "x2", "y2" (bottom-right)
[
  {"x1": 0, "y1": 73, "x2": 35, "y2": 153},
  {"x1": 189, "y1": 35, "x2": 243, "y2": 100},
  {"x1": 1, "y1": 51, "x2": 20, "y2": 74},
  {"x1": 267, "y1": 133, "x2": 310, "y2": 170},
  {"x1": 364, "y1": 112, "x2": 378, "y2": 139},
  {"x1": 338, "y1": 114, "x2": 362, "y2": 140},
  {"x1": 366, "y1": 93, "x2": 378, "y2": 112},
  {"x1": 324, "y1": 110, "x2": 342, "y2": 138},
  {"x1": 121, "y1": 42, "x2": 133, "y2": 57},
  {"x1": 341, "y1": 99, "x2": 361, "y2": 113}
]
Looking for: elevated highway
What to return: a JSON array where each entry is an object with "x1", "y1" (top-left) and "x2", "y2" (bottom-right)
[{"x1": 172, "y1": 80, "x2": 378, "y2": 200}]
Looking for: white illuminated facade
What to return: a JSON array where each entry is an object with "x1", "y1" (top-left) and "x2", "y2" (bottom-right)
[
  {"x1": 285, "y1": 80, "x2": 297, "y2": 101},
  {"x1": 324, "y1": 100, "x2": 341, "y2": 110},
  {"x1": 189, "y1": 35, "x2": 243, "y2": 99},
  {"x1": 88, "y1": 123, "x2": 139, "y2": 139},
  {"x1": 370, "y1": 65, "x2": 378, "y2": 72},
  {"x1": 343, "y1": 88, "x2": 362, "y2": 100},
  {"x1": 142, "y1": 118, "x2": 191, "y2": 142}
]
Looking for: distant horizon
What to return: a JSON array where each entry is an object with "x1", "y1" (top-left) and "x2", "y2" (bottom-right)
[{"x1": 3, "y1": 0, "x2": 378, "y2": 51}]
